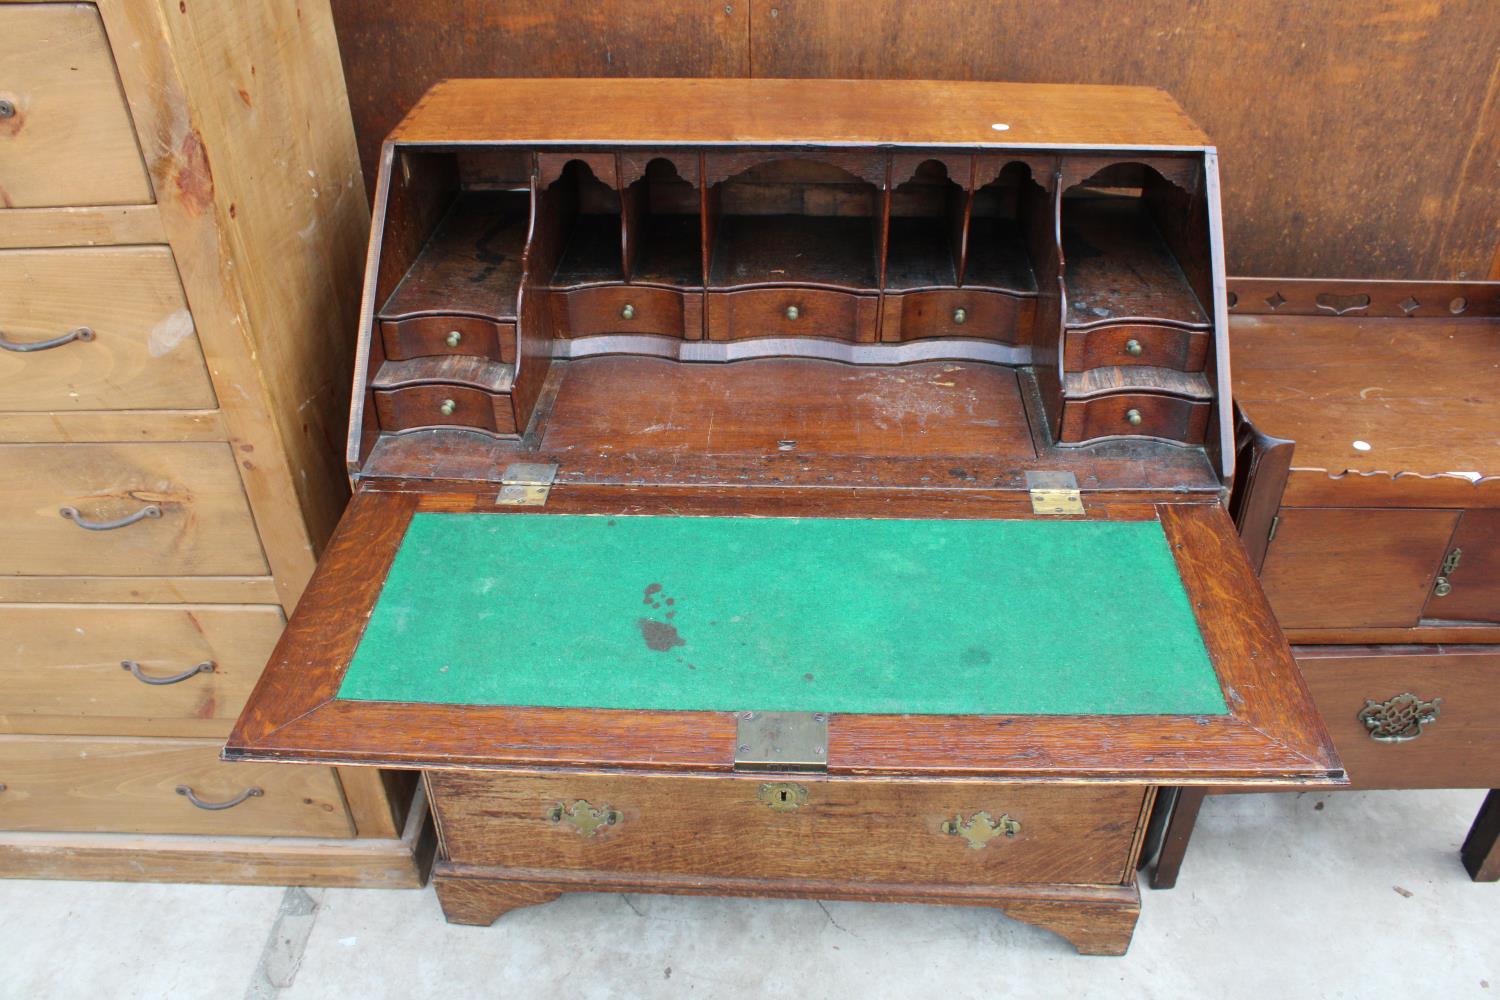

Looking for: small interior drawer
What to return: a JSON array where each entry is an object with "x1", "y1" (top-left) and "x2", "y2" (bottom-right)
[
  {"x1": 706, "y1": 288, "x2": 878, "y2": 343},
  {"x1": 0, "y1": 604, "x2": 284, "y2": 738},
  {"x1": 0, "y1": 443, "x2": 269, "y2": 577},
  {"x1": 0, "y1": 4, "x2": 153, "y2": 208},
  {"x1": 0, "y1": 736, "x2": 353, "y2": 837},
  {"x1": 1295, "y1": 645, "x2": 1500, "y2": 789},
  {"x1": 374, "y1": 384, "x2": 517, "y2": 435},
  {"x1": 0, "y1": 248, "x2": 215, "y2": 412},
  {"x1": 1063, "y1": 324, "x2": 1208, "y2": 372},
  {"x1": 380, "y1": 315, "x2": 514, "y2": 363},
  {"x1": 881, "y1": 289, "x2": 1034, "y2": 343},
  {"x1": 1058, "y1": 393, "x2": 1210, "y2": 444},
  {"x1": 551, "y1": 286, "x2": 688, "y2": 339}
]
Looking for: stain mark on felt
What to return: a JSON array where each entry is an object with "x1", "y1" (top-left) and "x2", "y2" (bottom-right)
[
  {"x1": 638, "y1": 618, "x2": 686, "y2": 652},
  {"x1": 642, "y1": 582, "x2": 662, "y2": 606}
]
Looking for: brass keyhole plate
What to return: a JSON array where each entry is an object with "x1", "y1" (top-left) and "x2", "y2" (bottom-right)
[{"x1": 757, "y1": 782, "x2": 808, "y2": 811}]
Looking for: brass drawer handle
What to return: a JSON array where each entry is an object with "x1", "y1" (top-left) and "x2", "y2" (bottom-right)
[
  {"x1": 439, "y1": 398, "x2": 457, "y2": 417},
  {"x1": 0, "y1": 99, "x2": 15, "y2": 119},
  {"x1": 0, "y1": 326, "x2": 95, "y2": 353},
  {"x1": 1124, "y1": 338, "x2": 1143, "y2": 356},
  {"x1": 1359, "y1": 693, "x2": 1441, "y2": 742},
  {"x1": 547, "y1": 799, "x2": 620, "y2": 836},
  {"x1": 176, "y1": 785, "x2": 263, "y2": 810},
  {"x1": 59, "y1": 504, "x2": 161, "y2": 531},
  {"x1": 941, "y1": 811, "x2": 1021, "y2": 849},
  {"x1": 620, "y1": 303, "x2": 636, "y2": 320},
  {"x1": 445, "y1": 330, "x2": 463, "y2": 348},
  {"x1": 1125, "y1": 408, "x2": 1144, "y2": 426},
  {"x1": 952, "y1": 307, "x2": 967, "y2": 325},
  {"x1": 784, "y1": 305, "x2": 800, "y2": 321},
  {"x1": 122, "y1": 659, "x2": 215, "y2": 686}
]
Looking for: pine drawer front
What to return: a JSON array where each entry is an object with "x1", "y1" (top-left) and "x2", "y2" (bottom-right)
[
  {"x1": 1296, "y1": 646, "x2": 1500, "y2": 790},
  {"x1": 0, "y1": 737, "x2": 353, "y2": 837},
  {"x1": 0, "y1": 604, "x2": 284, "y2": 738},
  {"x1": 0, "y1": 4, "x2": 153, "y2": 208},
  {"x1": 1063, "y1": 324, "x2": 1209, "y2": 372},
  {"x1": 429, "y1": 771, "x2": 1146, "y2": 887},
  {"x1": 0, "y1": 247, "x2": 215, "y2": 411},
  {"x1": 0, "y1": 443, "x2": 269, "y2": 577},
  {"x1": 551, "y1": 286, "x2": 688, "y2": 339},
  {"x1": 706, "y1": 289, "x2": 879, "y2": 343}
]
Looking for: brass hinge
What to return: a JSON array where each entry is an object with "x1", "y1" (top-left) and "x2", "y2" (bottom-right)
[
  {"x1": 734, "y1": 711, "x2": 829, "y2": 773},
  {"x1": 1026, "y1": 471, "x2": 1083, "y2": 515},
  {"x1": 497, "y1": 462, "x2": 558, "y2": 506}
]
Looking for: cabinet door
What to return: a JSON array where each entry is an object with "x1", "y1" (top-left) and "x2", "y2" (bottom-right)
[
  {"x1": 1424, "y1": 509, "x2": 1500, "y2": 624},
  {"x1": 1259, "y1": 508, "x2": 1458, "y2": 629}
]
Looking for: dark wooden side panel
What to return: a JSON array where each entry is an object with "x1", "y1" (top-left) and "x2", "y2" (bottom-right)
[
  {"x1": 1295, "y1": 646, "x2": 1500, "y2": 790},
  {"x1": 1425, "y1": 509, "x2": 1500, "y2": 624},
  {"x1": 1259, "y1": 509, "x2": 1459, "y2": 629}
]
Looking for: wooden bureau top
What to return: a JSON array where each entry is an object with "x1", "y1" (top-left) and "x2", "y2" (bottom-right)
[{"x1": 390, "y1": 78, "x2": 1211, "y2": 150}]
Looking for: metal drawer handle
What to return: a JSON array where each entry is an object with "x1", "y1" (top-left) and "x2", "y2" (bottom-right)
[
  {"x1": 122, "y1": 659, "x2": 215, "y2": 686},
  {"x1": 784, "y1": 305, "x2": 800, "y2": 321},
  {"x1": 176, "y1": 785, "x2": 263, "y2": 810},
  {"x1": 0, "y1": 326, "x2": 95, "y2": 353},
  {"x1": 952, "y1": 307, "x2": 967, "y2": 324},
  {"x1": 59, "y1": 504, "x2": 161, "y2": 531},
  {"x1": 445, "y1": 330, "x2": 463, "y2": 348},
  {"x1": 941, "y1": 811, "x2": 1021, "y2": 849},
  {"x1": 1124, "y1": 338, "x2": 1144, "y2": 356},
  {"x1": 1125, "y1": 408, "x2": 1144, "y2": 426},
  {"x1": 1359, "y1": 693, "x2": 1441, "y2": 742},
  {"x1": 620, "y1": 303, "x2": 636, "y2": 320}
]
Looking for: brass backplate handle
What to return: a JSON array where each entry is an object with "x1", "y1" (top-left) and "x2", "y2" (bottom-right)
[
  {"x1": 941, "y1": 811, "x2": 1021, "y2": 849},
  {"x1": 176, "y1": 785, "x2": 263, "y2": 810},
  {"x1": 59, "y1": 504, "x2": 161, "y2": 531},
  {"x1": 547, "y1": 799, "x2": 621, "y2": 837},
  {"x1": 122, "y1": 659, "x2": 215, "y2": 685},
  {"x1": 0, "y1": 326, "x2": 95, "y2": 353},
  {"x1": 1358, "y1": 693, "x2": 1441, "y2": 742}
]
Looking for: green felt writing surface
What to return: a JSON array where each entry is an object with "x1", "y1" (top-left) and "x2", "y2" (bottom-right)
[{"x1": 336, "y1": 513, "x2": 1227, "y2": 716}]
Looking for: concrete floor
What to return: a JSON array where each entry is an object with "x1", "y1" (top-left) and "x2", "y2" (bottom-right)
[{"x1": 2, "y1": 789, "x2": 1496, "y2": 999}]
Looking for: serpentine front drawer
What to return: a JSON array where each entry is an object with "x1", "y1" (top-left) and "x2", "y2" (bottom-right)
[
  {"x1": 0, "y1": 604, "x2": 285, "y2": 738},
  {"x1": 0, "y1": 247, "x2": 215, "y2": 412},
  {"x1": 0, "y1": 736, "x2": 353, "y2": 837},
  {"x1": 0, "y1": 443, "x2": 268, "y2": 577}
]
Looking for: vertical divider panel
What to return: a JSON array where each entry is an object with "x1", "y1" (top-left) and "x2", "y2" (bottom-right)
[{"x1": 953, "y1": 156, "x2": 977, "y2": 287}]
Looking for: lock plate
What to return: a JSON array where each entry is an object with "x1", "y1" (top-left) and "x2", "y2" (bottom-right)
[
  {"x1": 757, "y1": 782, "x2": 809, "y2": 811},
  {"x1": 734, "y1": 711, "x2": 828, "y2": 772}
]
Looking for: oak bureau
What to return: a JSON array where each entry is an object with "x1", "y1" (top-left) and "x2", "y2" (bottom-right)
[{"x1": 226, "y1": 78, "x2": 1343, "y2": 954}]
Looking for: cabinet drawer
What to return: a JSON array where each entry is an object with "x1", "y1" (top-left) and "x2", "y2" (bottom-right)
[
  {"x1": 1261, "y1": 509, "x2": 1459, "y2": 630},
  {"x1": 380, "y1": 315, "x2": 515, "y2": 363},
  {"x1": 0, "y1": 248, "x2": 214, "y2": 411},
  {"x1": 707, "y1": 289, "x2": 878, "y2": 343},
  {"x1": 0, "y1": 443, "x2": 269, "y2": 577},
  {"x1": 1063, "y1": 324, "x2": 1208, "y2": 372},
  {"x1": 1058, "y1": 393, "x2": 1210, "y2": 444},
  {"x1": 1296, "y1": 645, "x2": 1500, "y2": 789},
  {"x1": 0, "y1": 736, "x2": 353, "y2": 837},
  {"x1": 0, "y1": 604, "x2": 284, "y2": 737},
  {"x1": 551, "y1": 286, "x2": 688, "y2": 339},
  {"x1": 430, "y1": 770, "x2": 1145, "y2": 887},
  {"x1": 0, "y1": 4, "x2": 153, "y2": 208},
  {"x1": 374, "y1": 384, "x2": 517, "y2": 435},
  {"x1": 882, "y1": 289, "x2": 1034, "y2": 343}
]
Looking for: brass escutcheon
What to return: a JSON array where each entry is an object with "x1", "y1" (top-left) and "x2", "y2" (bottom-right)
[
  {"x1": 757, "y1": 782, "x2": 808, "y2": 811},
  {"x1": 941, "y1": 811, "x2": 1021, "y2": 849},
  {"x1": 547, "y1": 799, "x2": 621, "y2": 837}
]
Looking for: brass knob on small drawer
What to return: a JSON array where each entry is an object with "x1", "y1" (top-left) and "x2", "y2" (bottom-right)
[
  {"x1": 1125, "y1": 338, "x2": 1143, "y2": 356},
  {"x1": 953, "y1": 307, "x2": 968, "y2": 325},
  {"x1": 620, "y1": 303, "x2": 636, "y2": 320},
  {"x1": 0, "y1": 100, "x2": 14, "y2": 120},
  {"x1": 1125, "y1": 408, "x2": 1144, "y2": 426},
  {"x1": 445, "y1": 330, "x2": 462, "y2": 348},
  {"x1": 439, "y1": 398, "x2": 457, "y2": 417},
  {"x1": 1434, "y1": 577, "x2": 1453, "y2": 597},
  {"x1": 785, "y1": 305, "x2": 800, "y2": 321}
]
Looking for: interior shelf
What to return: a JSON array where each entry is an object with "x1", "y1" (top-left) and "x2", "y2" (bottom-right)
[
  {"x1": 1062, "y1": 194, "x2": 1208, "y2": 327},
  {"x1": 379, "y1": 190, "x2": 529, "y2": 320},
  {"x1": 884, "y1": 215, "x2": 959, "y2": 290},
  {"x1": 709, "y1": 214, "x2": 879, "y2": 290},
  {"x1": 629, "y1": 213, "x2": 702, "y2": 287},
  {"x1": 963, "y1": 217, "x2": 1038, "y2": 294},
  {"x1": 551, "y1": 214, "x2": 625, "y2": 288}
]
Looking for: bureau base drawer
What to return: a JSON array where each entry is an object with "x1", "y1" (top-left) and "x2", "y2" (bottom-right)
[
  {"x1": 429, "y1": 770, "x2": 1145, "y2": 886},
  {"x1": 0, "y1": 737, "x2": 353, "y2": 837},
  {"x1": 1297, "y1": 646, "x2": 1500, "y2": 790}
]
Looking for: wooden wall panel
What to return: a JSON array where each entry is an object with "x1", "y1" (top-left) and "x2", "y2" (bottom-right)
[
  {"x1": 329, "y1": 0, "x2": 750, "y2": 199},
  {"x1": 330, "y1": 0, "x2": 1500, "y2": 281}
]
